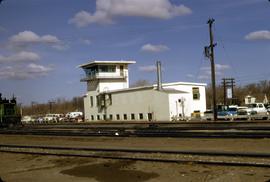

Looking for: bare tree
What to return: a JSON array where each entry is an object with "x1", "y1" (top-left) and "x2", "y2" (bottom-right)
[{"x1": 130, "y1": 79, "x2": 151, "y2": 87}]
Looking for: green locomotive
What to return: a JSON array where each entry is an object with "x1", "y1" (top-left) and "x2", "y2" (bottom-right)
[{"x1": 0, "y1": 93, "x2": 21, "y2": 127}]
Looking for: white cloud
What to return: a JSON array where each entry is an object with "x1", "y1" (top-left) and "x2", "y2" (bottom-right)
[
  {"x1": 8, "y1": 31, "x2": 66, "y2": 50},
  {"x1": 198, "y1": 64, "x2": 230, "y2": 80},
  {"x1": 141, "y1": 43, "x2": 169, "y2": 53},
  {"x1": 139, "y1": 65, "x2": 157, "y2": 72},
  {"x1": 245, "y1": 30, "x2": 270, "y2": 41},
  {"x1": 0, "y1": 51, "x2": 40, "y2": 63},
  {"x1": 82, "y1": 39, "x2": 92, "y2": 45},
  {"x1": 69, "y1": 0, "x2": 192, "y2": 27},
  {"x1": 10, "y1": 31, "x2": 60, "y2": 44},
  {"x1": 0, "y1": 63, "x2": 53, "y2": 80},
  {"x1": 52, "y1": 44, "x2": 69, "y2": 51},
  {"x1": 200, "y1": 64, "x2": 230, "y2": 72},
  {"x1": 186, "y1": 74, "x2": 194, "y2": 78}
]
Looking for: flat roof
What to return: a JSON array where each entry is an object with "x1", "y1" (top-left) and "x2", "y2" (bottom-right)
[
  {"x1": 101, "y1": 85, "x2": 154, "y2": 94},
  {"x1": 154, "y1": 81, "x2": 207, "y2": 87},
  {"x1": 78, "y1": 60, "x2": 136, "y2": 68},
  {"x1": 99, "y1": 85, "x2": 188, "y2": 95}
]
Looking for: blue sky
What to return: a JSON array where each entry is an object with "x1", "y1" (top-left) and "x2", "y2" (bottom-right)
[{"x1": 0, "y1": 0, "x2": 269, "y2": 105}]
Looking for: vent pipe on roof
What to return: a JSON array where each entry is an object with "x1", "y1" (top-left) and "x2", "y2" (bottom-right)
[{"x1": 156, "y1": 61, "x2": 162, "y2": 91}]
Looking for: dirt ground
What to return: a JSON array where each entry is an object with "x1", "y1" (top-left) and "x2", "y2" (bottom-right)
[
  {"x1": 1, "y1": 152, "x2": 270, "y2": 182},
  {"x1": 1, "y1": 135, "x2": 270, "y2": 181},
  {"x1": 1, "y1": 135, "x2": 270, "y2": 153}
]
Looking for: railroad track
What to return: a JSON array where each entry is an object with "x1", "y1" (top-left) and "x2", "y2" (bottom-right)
[
  {"x1": 2, "y1": 128, "x2": 270, "y2": 138},
  {"x1": 1, "y1": 144, "x2": 270, "y2": 168},
  {"x1": 2, "y1": 121, "x2": 270, "y2": 138}
]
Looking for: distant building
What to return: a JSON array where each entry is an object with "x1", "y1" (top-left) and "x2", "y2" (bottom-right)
[
  {"x1": 245, "y1": 95, "x2": 256, "y2": 105},
  {"x1": 79, "y1": 60, "x2": 207, "y2": 122}
]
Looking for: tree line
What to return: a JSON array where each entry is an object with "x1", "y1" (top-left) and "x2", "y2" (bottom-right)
[
  {"x1": 21, "y1": 80, "x2": 270, "y2": 115},
  {"x1": 206, "y1": 80, "x2": 270, "y2": 108},
  {"x1": 22, "y1": 97, "x2": 84, "y2": 116}
]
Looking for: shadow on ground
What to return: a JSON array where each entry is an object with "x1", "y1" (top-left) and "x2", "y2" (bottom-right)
[{"x1": 61, "y1": 160, "x2": 159, "y2": 182}]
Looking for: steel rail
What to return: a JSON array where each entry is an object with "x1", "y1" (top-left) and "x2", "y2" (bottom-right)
[
  {"x1": 2, "y1": 128, "x2": 270, "y2": 138},
  {"x1": 1, "y1": 144, "x2": 270, "y2": 168}
]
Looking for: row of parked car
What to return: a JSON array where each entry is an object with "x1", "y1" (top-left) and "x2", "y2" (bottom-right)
[
  {"x1": 21, "y1": 112, "x2": 84, "y2": 124},
  {"x1": 203, "y1": 103, "x2": 270, "y2": 121}
]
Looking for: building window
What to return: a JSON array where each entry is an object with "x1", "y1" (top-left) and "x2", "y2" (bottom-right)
[
  {"x1": 139, "y1": 113, "x2": 143, "y2": 120},
  {"x1": 98, "y1": 65, "x2": 116, "y2": 73},
  {"x1": 91, "y1": 115, "x2": 94, "y2": 120},
  {"x1": 192, "y1": 87, "x2": 200, "y2": 100},
  {"x1": 123, "y1": 114, "x2": 127, "y2": 120},
  {"x1": 96, "y1": 96, "x2": 100, "y2": 106},
  {"x1": 131, "y1": 113, "x2": 135, "y2": 120},
  {"x1": 90, "y1": 96, "x2": 93, "y2": 107},
  {"x1": 116, "y1": 114, "x2": 120, "y2": 120},
  {"x1": 109, "y1": 114, "x2": 113, "y2": 120},
  {"x1": 97, "y1": 115, "x2": 100, "y2": 120},
  {"x1": 147, "y1": 113, "x2": 153, "y2": 121},
  {"x1": 103, "y1": 114, "x2": 106, "y2": 120}
]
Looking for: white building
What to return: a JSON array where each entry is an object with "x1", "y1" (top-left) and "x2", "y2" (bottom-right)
[
  {"x1": 79, "y1": 60, "x2": 207, "y2": 122},
  {"x1": 245, "y1": 95, "x2": 256, "y2": 105}
]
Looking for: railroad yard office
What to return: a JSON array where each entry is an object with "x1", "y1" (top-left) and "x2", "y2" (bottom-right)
[{"x1": 79, "y1": 60, "x2": 207, "y2": 122}]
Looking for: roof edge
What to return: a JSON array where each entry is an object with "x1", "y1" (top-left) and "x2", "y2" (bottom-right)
[{"x1": 78, "y1": 60, "x2": 136, "y2": 68}]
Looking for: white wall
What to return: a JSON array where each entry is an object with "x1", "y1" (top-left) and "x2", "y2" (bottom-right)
[
  {"x1": 84, "y1": 89, "x2": 171, "y2": 121},
  {"x1": 83, "y1": 81, "x2": 207, "y2": 121},
  {"x1": 107, "y1": 89, "x2": 170, "y2": 121},
  {"x1": 168, "y1": 93, "x2": 190, "y2": 119},
  {"x1": 163, "y1": 83, "x2": 207, "y2": 116}
]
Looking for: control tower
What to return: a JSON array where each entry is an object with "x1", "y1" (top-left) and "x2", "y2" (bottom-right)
[{"x1": 78, "y1": 60, "x2": 136, "y2": 120}]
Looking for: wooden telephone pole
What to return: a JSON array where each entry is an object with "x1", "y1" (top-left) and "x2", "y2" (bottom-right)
[{"x1": 205, "y1": 18, "x2": 217, "y2": 121}]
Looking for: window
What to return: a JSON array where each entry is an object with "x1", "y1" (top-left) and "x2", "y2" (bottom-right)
[
  {"x1": 97, "y1": 115, "x2": 100, "y2": 120},
  {"x1": 84, "y1": 66, "x2": 98, "y2": 77},
  {"x1": 147, "y1": 113, "x2": 153, "y2": 121},
  {"x1": 103, "y1": 114, "x2": 106, "y2": 120},
  {"x1": 116, "y1": 114, "x2": 120, "y2": 120},
  {"x1": 120, "y1": 65, "x2": 124, "y2": 76},
  {"x1": 192, "y1": 87, "x2": 200, "y2": 100},
  {"x1": 131, "y1": 113, "x2": 135, "y2": 120},
  {"x1": 96, "y1": 96, "x2": 100, "y2": 106},
  {"x1": 98, "y1": 65, "x2": 116, "y2": 73},
  {"x1": 91, "y1": 115, "x2": 94, "y2": 120},
  {"x1": 109, "y1": 114, "x2": 113, "y2": 120},
  {"x1": 123, "y1": 114, "x2": 127, "y2": 120},
  {"x1": 139, "y1": 113, "x2": 143, "y2": 120},
  {"x1": 90, "y1": 96, "x2": 93, "y2": 107}
]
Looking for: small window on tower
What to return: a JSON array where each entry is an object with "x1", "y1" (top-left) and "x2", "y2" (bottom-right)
[{"x1": 90, "y1": 96, "x2": 93, "y2": 107}]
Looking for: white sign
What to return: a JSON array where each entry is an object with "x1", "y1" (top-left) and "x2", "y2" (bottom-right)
[{"x1": 227, "y1": 88, "x2": 232, "y2": 99}]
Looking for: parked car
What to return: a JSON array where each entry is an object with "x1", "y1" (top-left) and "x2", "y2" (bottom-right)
[
  {"x1": 234, "y1": 106, "x2": 249, "y2": 120},
  {"x1": 44, "y1": 114, "x2": 58, "y2": 122},
  {"x1": 244, "y1": 103, "x2": 268, "y2": 120},
  {"x1": 21, "y1": 116, "x2": 33, "y2": 123},
  {"x1": 66, "y1": 112, "x2": 83, "y2": 119},
  {"x1": 267, "y1": 106, "x2": 270, "y2": 114},
  {"x1": 224, "y1": 106, "x2": 238, "y2": 120},
  {"x1": 202, "y1": 110, "x2": 213, "y2": 120},
  {"x1": 65, "y1": 112, "x2": 84, "y2": 122}
]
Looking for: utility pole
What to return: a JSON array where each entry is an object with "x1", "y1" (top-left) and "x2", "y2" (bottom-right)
[
  {"x1": 205, "y1": 18, "x2": 217, "y2": 121},
  {"x1": 48, "y1": 101, "x2": 55, "y2": 114}
]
